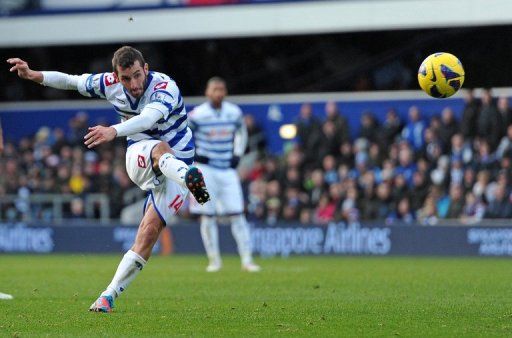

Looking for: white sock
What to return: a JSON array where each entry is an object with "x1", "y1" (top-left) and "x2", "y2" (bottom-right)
[
  {"x1": 158, "y1": 153, "x2": 188, "y2": 187},
  {"x1": 230, "y1": 214, "x2": 253, "y2": 266},
  {"x1": 101, "y1": 250, "x2": 147, "y2": 299},
  {"x1": 200, "y1": 216, "x2": 221, "y2": 265}
]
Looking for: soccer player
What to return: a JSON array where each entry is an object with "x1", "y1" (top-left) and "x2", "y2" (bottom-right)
[
  {"x1": 188, "y1": 77, "x2": 260, "y2": 272},
  {"x1": 7, "y1": 46, "x2": 210, "y2": 312}
]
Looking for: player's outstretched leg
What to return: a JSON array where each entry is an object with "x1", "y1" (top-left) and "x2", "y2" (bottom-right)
[
  {"x1": 231, "y1": 214, "x2": 261, "y2": 272},
  {"x1": 89, "y1": 205, "x2": 163, "y2": 313},
  {"x1": 200, "y1": 215, "x2": 222, "y2": 272}
]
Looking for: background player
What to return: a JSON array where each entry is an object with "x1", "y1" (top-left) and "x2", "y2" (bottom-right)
[
  {"x1": 7, "y1": 46, "x2": 210, "y2": 312},
  {"x1": 189, "y1": 77, "x2": 260, "y2": 272}
]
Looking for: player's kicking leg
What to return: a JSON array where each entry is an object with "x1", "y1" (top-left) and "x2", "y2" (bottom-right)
[
  {"x1": 89, "y1": 140, "x2": 209, "y2": 312},
  {"x1": 155, "y1": 144, "x2": 210, "y2": 204},
  {"x1": 89, "y1": 204, "x2": 163, "y2": 313}
]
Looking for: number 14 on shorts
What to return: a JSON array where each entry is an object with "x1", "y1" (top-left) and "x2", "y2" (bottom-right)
[{"x1": 168, "y1": 194, "x2": 183, "y2": 213}]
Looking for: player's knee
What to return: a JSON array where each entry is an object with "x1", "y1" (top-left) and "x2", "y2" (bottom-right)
[
  {"x1": 230, "y1": 214, "x2": 246, "y2": 226},
  {"x1": 151, "y1": 141, "x2": 173, "y2": 164},
  {"x1": 201, "y1": 215, "x2": 216, "y2": 228}
]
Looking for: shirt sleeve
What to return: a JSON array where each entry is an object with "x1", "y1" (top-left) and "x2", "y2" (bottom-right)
[
  {"x1": 144, "y1": 84, "x2": 182, "y2": 121},
  {"x1": 188, "y1": 108, "x2": 198, "y2": 131},
  {"x1": 76, "y1": 73, "x2": 107, "y2": 99},
  {"x1": 112, "y1": 107, "x2": 163, "y2": 137},
  {"x1": 233, "y1": 109, "x2": 248, "y2": 156},
  {"x1": 41, "y1": 71, "x2": 83, "y2": 91}
]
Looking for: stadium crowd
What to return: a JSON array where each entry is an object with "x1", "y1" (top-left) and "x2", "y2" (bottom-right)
[
  {"x1": 241, "y1": 89, "x2": 512, "y2": 225},
  {"x1": 0, "y1": 112, "x2": 132, "y2": 221},
  {"x1": 2, "y1": 89, "x2": 512, "y2": 225}
]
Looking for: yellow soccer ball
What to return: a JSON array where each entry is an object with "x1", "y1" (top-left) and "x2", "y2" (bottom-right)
[{"x1": 418, "y1": 52, "x2": 465, "y2": 98}]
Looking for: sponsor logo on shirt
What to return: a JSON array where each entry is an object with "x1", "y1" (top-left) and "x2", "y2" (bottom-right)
[{"x1": 154, "y1": 82, "x2": 168, "y2": 90}]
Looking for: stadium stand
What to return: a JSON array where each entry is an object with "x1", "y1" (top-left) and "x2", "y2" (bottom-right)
[{"x1": 2, "y1": 89, "x2": 512, "y2": 226}]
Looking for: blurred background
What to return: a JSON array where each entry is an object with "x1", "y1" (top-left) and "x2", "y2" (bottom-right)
[{"x1": 1, "y1": 0, "x2": 512, "y2": 256}]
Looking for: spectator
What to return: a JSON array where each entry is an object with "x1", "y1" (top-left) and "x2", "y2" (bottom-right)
[
  {"x1": 338, "y1": 141, "x2": 354, "y2": 168},
  {"x1": 378, "y1": 108, "x2": 403, "y2": 149},
  {"x1": 387, "y1": 196, "x2": 415, "y2": 225},
  {"x1": 485, "y1": 184, "x2": 512, "y2": 218},
  {"x1": 444, "y1": 184, "x2": 465, "y2": 219},
  {"x1": 299, "y1": 208, "x2": 313, "y2": 225},
  {"x1": 460, "y1": 191, "x2": 485, "y2": 224},
  {"x1": 449, "y1": 158, "x2": 464, "y2": 186},
  {"x1": 450, "y1": 133, "x2": 473, "y2": 165},
  {"x1": 320, "y1": 120, "x2": 343, "y2": 158},
  {"x1": 496, "y1": 125, "x2": 512, "y2": 160},
  {"x1": 476, "y1": 89, "x2": 502, "y2": 150},
  {"x1": 265, "y1": 180, "x2": 282, "y2": 225},
  {"x1": 410, "y1": 171, "x2": 429, "y2": 211},
  {"x1": 359, "y1": 111, "x2": 379, "y2": 142},
  {"x1": 401, "y1": 106, "x2": 426, "y2": 150},
  {"x1": 69, "y1": 197, "x2": 85, "y2": 219},
  {"x1": 417, "y1": 196, "x2": 438, "y2": 226},
  {"x1": 324, "y1": 101, "x2": 350, "y2": 143},
  {"x1": 419, "y1": 127, "x2": 443, "y2": 164},
  {"x1": 375, "y1": 183, "x2": 394, "y2": 220},
  {"x1": 460, "y1": 89, "x2": 480, "y2": 140},
  {"x1": 306, "y1": 169, "x2": 325, "y2": 208},
  {"x1": 438, "y1": 107, "x2": 459, "y2": 151},
  {"x1": 359, "y1": 172, "x2": 378, "y2": 220},
  {"x1": 497, "y1": 96, "x2": 512, "y2": 135},
  {"x1": 322, "y1": 155, "x2": 338, "y2": 185},
  {"x1": 474, "y1": 140, "x2": 498, "y2": 174},
  {"x1": 244, "y1": 114, "x2": 266, "y2": 154},
  {"x1": 314, "y1": 193, "x2": 336, "y2": 225},
  {"x1": 391, "y1": 174, "x2": 408, "y2": 203},
  {"x1": 295, "y1": 103, "x2": 322, "y2": 169},
  {"x1": 341, "y1": 187, "x2": 359, "y2": 222},
  {"x1": 395, "y1": 143, "x2": 417, "y2": 186},
  {"x1": 247, "y1": 179, "x2": 266, "y2": 221},
  {"x1": 462, "y1": 167, "x2": 476, "y2": 194}
]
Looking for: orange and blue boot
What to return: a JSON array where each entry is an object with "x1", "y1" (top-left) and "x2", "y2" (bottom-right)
[{"x1": 89, "y1": 295, "x2": 114, "y2": 313}]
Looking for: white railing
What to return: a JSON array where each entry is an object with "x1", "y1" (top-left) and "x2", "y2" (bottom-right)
[{"x1": 0, "y1": 193, "x2": 110, "y2": 224}]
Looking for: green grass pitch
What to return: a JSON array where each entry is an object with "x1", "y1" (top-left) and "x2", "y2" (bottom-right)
[{"x1": 1, "y1": 255, "x2": 512, "y2": 337}]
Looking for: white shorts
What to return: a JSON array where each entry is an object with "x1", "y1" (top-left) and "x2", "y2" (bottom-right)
[
  {"x1": 126, "y1": 140, "x2": 189, "y2": 225},
  {"x1": 189, "y1": 163, "x2": 244, "y2": 216}
]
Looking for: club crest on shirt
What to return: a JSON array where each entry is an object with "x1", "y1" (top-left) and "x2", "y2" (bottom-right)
[{"x1": 105, "y1": 72, "x2": 119, "y2": 86}]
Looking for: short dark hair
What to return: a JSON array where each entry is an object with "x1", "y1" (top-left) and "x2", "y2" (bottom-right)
[
  {"x1": 112, "y1": 46, "x2": 145, "y2": 73},
  {"x1": 206, "y1": 76, "x2": 226, "y2": 88}
]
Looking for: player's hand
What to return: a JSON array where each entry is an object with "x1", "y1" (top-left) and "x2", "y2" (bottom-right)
[
  {"x1": 84, "y1": 126, "x2": 117, "y2": 149},
  {"x1": 230, "y1": 156, "x2": 240, "y2": 169},
  {"x1": 6, "y1": 58, "x2": 42, "y2": 83}
]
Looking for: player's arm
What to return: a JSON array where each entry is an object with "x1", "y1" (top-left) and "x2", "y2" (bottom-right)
[
  {"x1": 8, "y1": 57, "x2": 105, "y2": 98},
  {"x1": 84, "y1": 107, "x2": 163, "y2": 149},
  {"x1": 84, "y1": 88, "x2": 177, "y2": 148},
  {"x1": 8, "y1": 57, "x2": 78, "y2": 89},
  {"x1": 232, "y1": 111, "x2": 248, "y2": 168}
]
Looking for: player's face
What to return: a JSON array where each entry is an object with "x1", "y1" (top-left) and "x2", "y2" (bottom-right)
[
  {"x1": 206, "y1": 81, "x2": 227, "y2": 107},
  {"x1": 117, "y1": 61, "x2": 149, "y2": 98}
]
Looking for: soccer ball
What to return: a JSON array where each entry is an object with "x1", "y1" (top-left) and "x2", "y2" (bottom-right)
[{"x1": 417, "y1": 52, "x2": 465, "y2": 98}]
